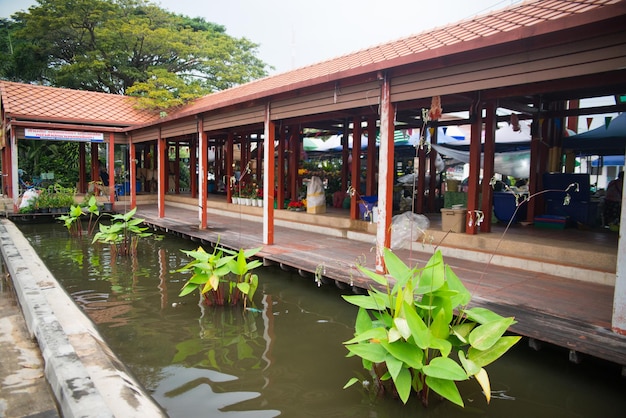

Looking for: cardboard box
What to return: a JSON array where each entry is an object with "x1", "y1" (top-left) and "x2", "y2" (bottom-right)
[{"x1": 441, "y1": 208, "x2": 466, "y2": 233}]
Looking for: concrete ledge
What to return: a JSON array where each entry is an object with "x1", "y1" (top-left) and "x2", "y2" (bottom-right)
[{"x1": 0, "y1": 219, "x2": 167, "y2": 418}]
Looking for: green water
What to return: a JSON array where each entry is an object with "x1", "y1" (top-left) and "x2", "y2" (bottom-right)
[{"x1": 15, "y1": 222, "x2": 626, "y2": 417}]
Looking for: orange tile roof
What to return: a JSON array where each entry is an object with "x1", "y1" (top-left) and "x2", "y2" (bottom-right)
[
  {"x1": 170, "y1": 0, "x2": 624, "y2": 121},
  {"x1": 0, "y1": 81, "x2": 158, "y2": 126},
  {"x1": 1, "y1": 0, "x2": 623, "y2": 131}
]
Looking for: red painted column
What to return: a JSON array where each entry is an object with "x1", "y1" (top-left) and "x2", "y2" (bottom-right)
[
  {"x1": 174, "y1": 143, "x2": 180, "y2": 194},
  {"x1": 416, "y1": 134, "x2": 427, "y2": 214},
  {"x1": 481, "y1": 102, "x2": 496, "y2": 233},
  {"x1": 129, "y1": 136, "x2": 137, "y2": 209},
  {"x1": 108, "y1": 133, "x2": 115, "y2": 205},
  {"x1": 375, "y1": 73, "x2": 395, "y2": 272},
  {"x1": 341, "y1": 121, "x2": 350, "y2": 194},
  {"x1": 90, "y1": 143, "x2": 99, "y2": 184},
  {"x1": 466, "y1": 102, "x2": 482, "y2": 235},
  {"x1": 263, "y1": 102, "x2": 275, "y2": 245},
  {"x1": 198, "y1": 120, "x2": 208, "y2": 229},
  {"x1": 158, "y1": 129, "x2": 166, "y2": 218},
  {"x1": 288, "y1": 129, "x2": 298, "y2": 200},
  {"x1": 350, "y1": 117, "x2": 362, "y2": 220}
]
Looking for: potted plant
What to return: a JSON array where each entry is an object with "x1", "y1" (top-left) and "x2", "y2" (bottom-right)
[
  {"x1": 343, "y1": 248, "x2": 520, "y2": 408},
  {"x1": 287, "y1": 200, "x2": 305, "y2": 211}
]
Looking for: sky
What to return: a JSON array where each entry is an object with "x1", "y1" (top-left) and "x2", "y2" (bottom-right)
[{"x1": 0, "y1": 0, "x2": 521, "y2": 74}]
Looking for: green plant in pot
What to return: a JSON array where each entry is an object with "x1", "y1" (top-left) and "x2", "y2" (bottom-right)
[
  {"x1": 176, "y1": 243, "x2": 262, "y2": 309},
  {"x1": 343, "y1": 248, "x2": 520, "y2": 407}
]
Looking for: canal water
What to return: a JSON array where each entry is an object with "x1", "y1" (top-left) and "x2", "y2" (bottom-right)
[{"x1": 13, "y1": 222, "x2": 626, "y2": 417}]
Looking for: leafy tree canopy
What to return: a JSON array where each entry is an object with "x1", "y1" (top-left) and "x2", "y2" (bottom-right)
[{"x1": 1, "y1": 0, "x2": 271, "y2": 110}]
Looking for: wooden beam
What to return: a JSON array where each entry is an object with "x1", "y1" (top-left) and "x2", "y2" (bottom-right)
[
  {"x1": 466, "y1": 101, "x2": 482, "y2": 235},
  {"x1": 366, "y1": 116, "x2": 377, "y2": 196},
  {"x1": 226, "y1": 132, "x2": 234, "y2": 203},
  {"x1": 481, "y1": 102, "x2": 496, "y2": 233},
  {"x1": 108, "y1": 133, "x2": 115, "y2": 205},
  {"x1": 158, "y1": 128, "x2": 165, "y2": 218},
  {"x1": 129, "y1": 136, "x2": 136, "y2": 209}
]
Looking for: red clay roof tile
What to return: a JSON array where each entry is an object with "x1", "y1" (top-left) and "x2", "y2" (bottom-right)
[{"x1": 0, "y1": 81, "x2": 158, "y2": 126}]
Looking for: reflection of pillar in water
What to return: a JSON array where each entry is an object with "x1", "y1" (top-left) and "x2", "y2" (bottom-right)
[{"x1": 158, "y1": 248, "x2": 168, "y2": 310}]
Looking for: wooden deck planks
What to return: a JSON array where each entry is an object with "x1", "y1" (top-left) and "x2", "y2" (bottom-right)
[{"x1": 135, "y1": 204, "x2": 626, "y2": 367}]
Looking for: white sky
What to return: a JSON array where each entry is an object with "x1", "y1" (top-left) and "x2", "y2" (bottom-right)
[{"x1": 1, "y1": 0, "x2": 521, "y2": 74}]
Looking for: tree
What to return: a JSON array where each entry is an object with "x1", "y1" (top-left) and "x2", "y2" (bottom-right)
[{"x1": 3, "y1": 0, "x2": 270, "y2": 107}]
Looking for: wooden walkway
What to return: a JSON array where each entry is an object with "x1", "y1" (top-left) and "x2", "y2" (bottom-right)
[{"x1": 133, "y1": 202, "x2": 626, "y2": 369}]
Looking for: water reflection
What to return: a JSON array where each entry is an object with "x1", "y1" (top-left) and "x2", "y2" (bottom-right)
[{"x1": 15, "y1": 222, "x2": 626, "y2": 418}]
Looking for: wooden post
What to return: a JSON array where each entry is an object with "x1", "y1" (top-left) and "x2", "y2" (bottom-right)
[
  {"x1": 375, "y1": 73, "x2": 395, "y2": 272},
  {"x1": 481, "y1": 102, "x2": 496, "y2": 232},
  {"x1": 341, "y1": 120, "x2": 350, "y2": 194},
  {"x1": 350, "y1": 117, "x2": 362, "y2": 220},
  {"x1": 226, "y1": 133, "x2": 234, "y2": 202},
  {"x1": 263, "y1": 102, "x2": 275, "y2": 245},
  {"x1": 466, "y1": 101, "x2": 482, "y2": 235},
  {"x1": 416, "y1": 134, "x2": 427, "y2": 214},
  {"x1": 158, "y1": 129, "x2": 166, "y2": 218}
]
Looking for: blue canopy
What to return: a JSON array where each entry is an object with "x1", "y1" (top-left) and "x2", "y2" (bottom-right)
[{"x1": 563, "y1": 113, "x2": 626, "y2": 156}]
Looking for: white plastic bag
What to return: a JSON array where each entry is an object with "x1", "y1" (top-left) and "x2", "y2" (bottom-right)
[
  {"x1": 19, "y1": 189, "x2": 40, "y2": 209},
  {"x1": 306, "y1": 176, "x2": 325, "y2": 212},
  {"x1": 390, "y1": 212, "x2": 430, "y2": 249}
]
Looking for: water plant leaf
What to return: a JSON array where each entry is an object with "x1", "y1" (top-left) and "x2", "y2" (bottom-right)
[
  {"x1": 388, "y1": 327, "x2": 402, "y2": 343},
  {"x1": 178, "y1": 283, "x2": 198, "y2": 297},
  {"x1": 343, "y1": 377, "x2": 359, "y2": 389},
  {"x1": 444, "y1": 265, "x2": 471, "y2": 308},
  {"x1": 342, "y1": 294, "x2": 385, "y2": 310},
  {"x1": 428, "y1": 337, "x2": 452, "y2": 358},
  {"x1": 402, "y1": 301, "x2": 430, "y2": 349},
  {"x1": 474, "y1": 367, "x2": 491, "y2": 404},
  {"x1": 463, "y1": 307, "x2": 505, "y2": 324},
  {"x1": 345, "y1": 342, "x2": 387, "y2": 364},
  {"x1": 356, "y1": 264, "x2": 388, "y2": 286},
  {"x1": 344, "y1": 327, "x2": 387, "y2": 345},
  {"x1": 425, "y1": 376, "x2": 464, "y2": 407},
  {"x1": 355, "y1": 307, "x2": 373, "y2": 334},
  {"x1": 393, "y1": 317, "x2": 411, "y2": 340},
  {"x1": 469, "y1": 317, "x2": 516, "y2": 350},
  {"x1": 458, "y1": 350, "x2": 480, "y2": 376},
  {"x1": 237, "y1": 282, "x2": 250, "y2": 295},
  {"x1": 422, "y1": 357, "x2": 468, "y2": 381},
  {"x1": 451, "y1": 322, "x2": 476, "y2": 344},
  {"x1": 391, "y1": 363, "x2": 412, "y2": 404},
  {"x1": 468, "y1": 335, "x2": 522, "y2": 367},
  {"x1": 429, "y1": 307, "x2": 450, "y2": 340},
  {"x1": 382, "y1": 248, "x2": 412, "y2": 287},
  {"x1": 380, "y1": 340, "x2": 423, "y2": 369},
  {"x1": 415, "y1": 250, "x2": 445, "y2": 294}
]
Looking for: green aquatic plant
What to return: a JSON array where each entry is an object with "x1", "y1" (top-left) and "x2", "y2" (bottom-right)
[
  {"x1": 343, "y1": 248, "x2": 520, "y2": 407},
  {"x1": 58, "y1": 195, "x2": 100, "y2": 236},
  {"x1": 92, "y1": 207, "x2": 152, "y2": 256},
  {"x1": 176, "y1": 244, "x2": 262, "y2": 309}
]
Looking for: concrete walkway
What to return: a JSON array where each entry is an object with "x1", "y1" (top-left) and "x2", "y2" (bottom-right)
[{"x1": 0, "y1": 220, "x2": 167, "y2": 418}]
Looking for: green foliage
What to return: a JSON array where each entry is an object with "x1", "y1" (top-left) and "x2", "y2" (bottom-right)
[
  {"x1": 92, "y1": 207, "x2": 152, "y2": 256},
  {"x1": 58, "y1": 195, "x2": 100, "y2": 236},
  {"x1": 4, "y1": 0, "x2": 270, "y2": 102},
  {"x1": 343, "y1": 248, "x2": 520, "y2": 407},
  {"x1": 176, "y1": 244, "x2": 262, "y2": 309}
]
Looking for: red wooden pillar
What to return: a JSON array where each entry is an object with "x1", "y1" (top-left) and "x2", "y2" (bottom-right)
[
  {"x1": 481, "y1": 102, "x2": 496, "y2": 233},
  {"x1": 174, "y1": 143, "x2": 180, "y2": 194},
  {"x1": 129, "y1": 137, "x2": 137, "y2": 209},
  {"x1": 366, "y1": 115, "x2": 377, "y2": 196},
  {"x1": 256, "y1": 139, "x2": 263, "y2": 183},
  {"x1": 108, "y1": 133, "x2": 115, "y2": 205},
  {"x1": 350, "y1": 117, "x2": 362, "y2": 220},
  {"x1": 78, "y1": 143, "x2": 86, "y2": 193},
  {"x1": 241, "y1": 135, "x2": 250, "y2": 180},
  {"x1": 416, "y1": 132, "x2": 427, "y2": 214},
  {"x1": 288, "y1": 129, "x2": 298, "y2": 200},
  {"x1": 276, "y1": 127, "x2": 287, "y2": 209},
  {"x1": 199, "y1": 120, "x2": 208, "y2": 229},
  {"x1": 466, "y1": 102, "x2": 482, "y2": 235},
  {"x1": 375, "y1": 73, "x2": 395, "y2": 272},
  {"x1": 158, "y1": 129, "x2": 166, "y2": 218},
  {"x1": 190, "y1": 136, "x2": 197, "y2": 198},
  {"x1": 226, "y1": 133, "x2": 234, "y2": 202},
  {"x1": 263, "y1": 103, "x2": 275, "y2": 245}
]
